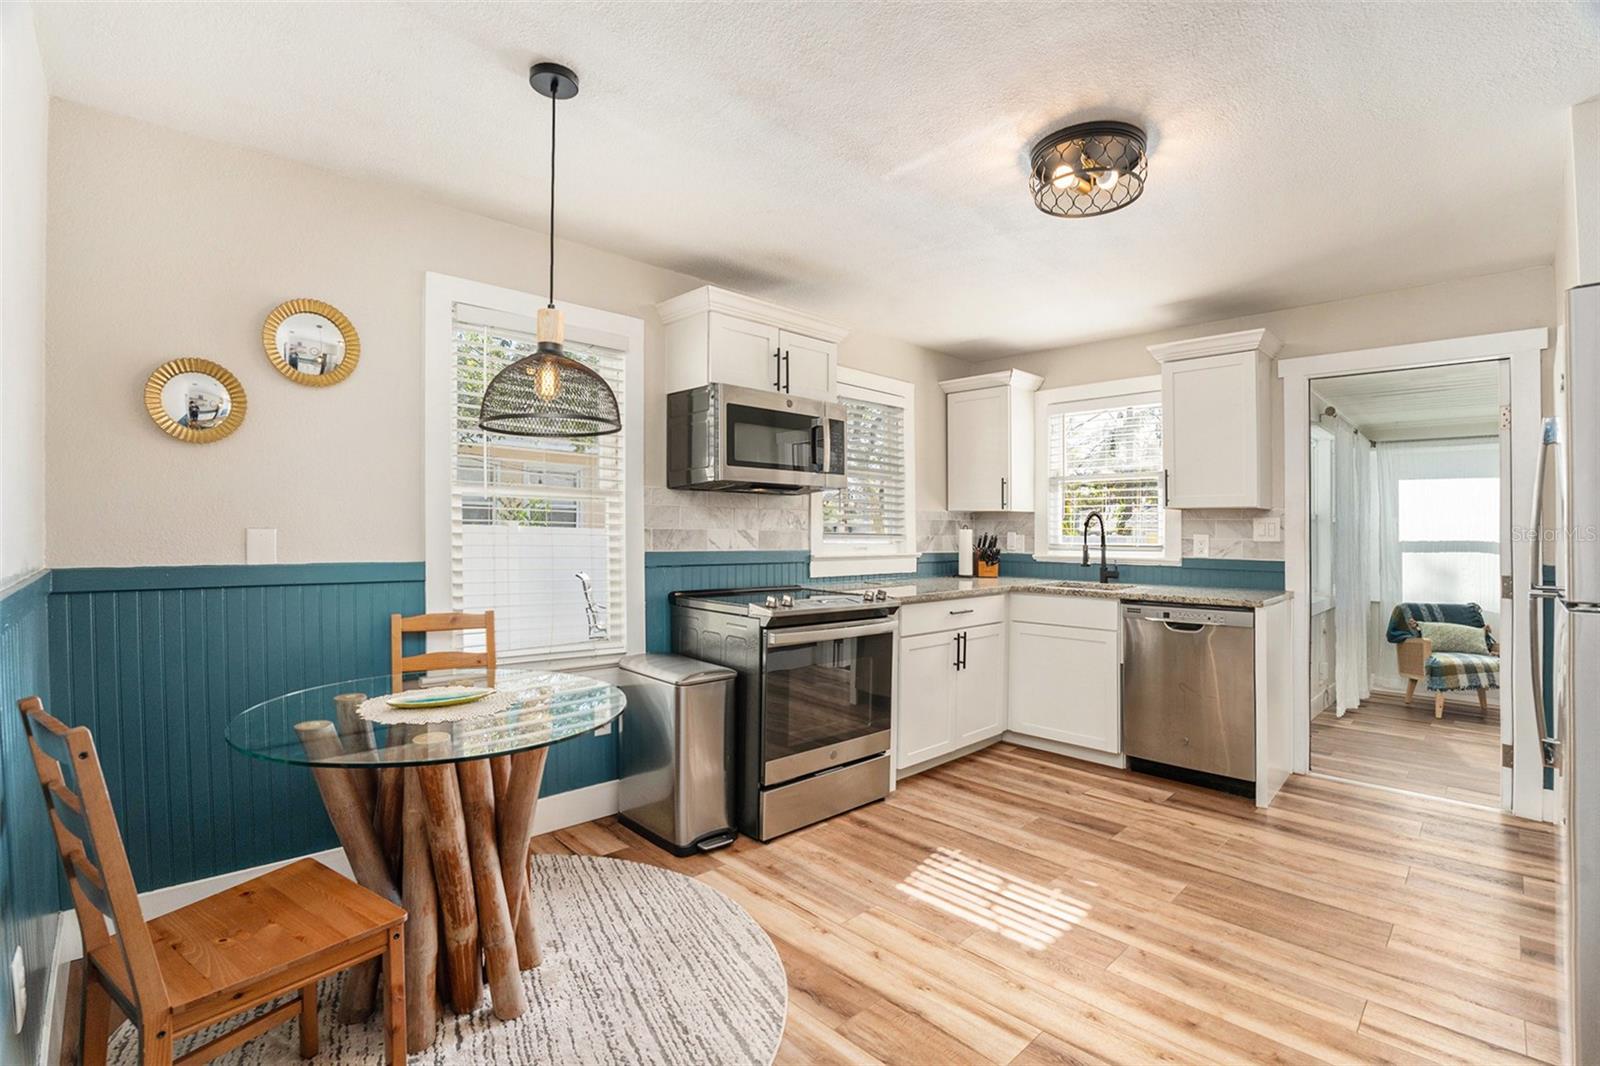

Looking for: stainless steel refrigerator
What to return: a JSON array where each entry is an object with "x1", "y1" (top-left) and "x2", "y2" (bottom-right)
[{"x1": 1535, "y1": 281, "x2": 1600, "y2": 1063}]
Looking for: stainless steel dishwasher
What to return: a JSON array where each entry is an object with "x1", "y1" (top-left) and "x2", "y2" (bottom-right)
[{"x1": 1122, "y1": 601, "x2": 1255, "y2": 794}]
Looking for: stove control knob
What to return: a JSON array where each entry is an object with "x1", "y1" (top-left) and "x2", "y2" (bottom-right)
[
  {"x1": 780, "y1": 594, "x2": 795, "y2": 608},
  {"x1": 875, "y1": 589, "x2": 889, "y2": 601},
  {"x1": 764, "y1": 595, "x2": 778, "y2": 609}
]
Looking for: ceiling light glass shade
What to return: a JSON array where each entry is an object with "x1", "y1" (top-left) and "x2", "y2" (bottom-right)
[
  {"x1": 479, "y1": 306, "x2": 621, "y2": 436},
  {"x1": 1029, "y1": 121, "x2": 1147, "y2": 218}
]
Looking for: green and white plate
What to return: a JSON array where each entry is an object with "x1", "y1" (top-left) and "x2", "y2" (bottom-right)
[{"x1": 385, "y1": 686, "x2": 496, "y2": 709}]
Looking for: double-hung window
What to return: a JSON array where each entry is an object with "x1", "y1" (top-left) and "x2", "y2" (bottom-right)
[
  {"x1": 424, "y1": 273, "x2": 643, "y2": 665},
  {"x1": 1034, "y1": 377, "x2": 1180, "y2": 564},
  {"x1": 810, "y1": 368, "x2": 917, "y2": 577}
]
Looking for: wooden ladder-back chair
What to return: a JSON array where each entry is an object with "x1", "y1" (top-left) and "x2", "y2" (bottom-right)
[
  {"x1": 390, "y1": 610, "x2": 496, "y2": 692},
  {"x1": 18, "y1": 697, "x2": 408, "y2": 1066}
]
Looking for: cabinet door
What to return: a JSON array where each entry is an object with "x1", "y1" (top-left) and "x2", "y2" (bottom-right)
[
  {"x1": 947, "y1": 386, "x2": 1010, "y2": 510},
  {"x1": 707, "y1": 312, "x2": 782, "y2": 392},
  {"x1": 1162, "y1": 351, "x2": 1264, "y2": 508},
  {"x1": 897, "y1": 631, "x2": 959, "y2": 766},
  {"x1": 954, "y1": 623, "x2": 1007, "y2": 745},
  {"x1": 777, "y1": 330, "x2": 836, "y2": 401},
  {"x1": 1008, "y1": 622, "x2": 1120, "y2": 752}
]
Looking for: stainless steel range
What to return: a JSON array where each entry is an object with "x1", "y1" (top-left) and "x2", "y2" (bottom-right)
[{"x1": 670, "y1": 585, "x2": 898, "y2": 841}]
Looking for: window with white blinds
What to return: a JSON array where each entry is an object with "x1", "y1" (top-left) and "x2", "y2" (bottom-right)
[
  {"x1": 821, "y1": 395, "x2": 907, "y2": 540},
  {"x1": 811, "y1": 369, "x2": 918, "y2": 576},
  {"x1": 1046, "y1": 395, "x2": 1167, "y2": 553},
  {"x1": 448, "y1": 303, "x2": 629, "y2": 662}
]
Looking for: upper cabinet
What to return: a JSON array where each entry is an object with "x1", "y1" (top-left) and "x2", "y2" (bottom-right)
[
  {"x1": 658, "y1": 286, "x2": 846, "y2": 403},
  {"x1": 1148, "y1": 328, "x2": 1281, "y2": 510},
  {"x1": 941, "y1": 369, "x2": 1043, "y2": 512}
]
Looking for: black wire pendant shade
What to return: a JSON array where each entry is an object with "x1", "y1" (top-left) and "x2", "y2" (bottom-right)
[
  {"x1": 1028, "y1": 121, "x2": 1147, "y2": 218},
  {"x1": 479, "y1": 62, "x2": 621, "y2": 438}
]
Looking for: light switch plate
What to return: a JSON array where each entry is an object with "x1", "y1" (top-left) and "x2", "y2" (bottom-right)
[
  {"x1": 246, "y1": 528, "x2": 278, "y2": 565},
  {"x1": 1191, "y1": 533, "x2": 1210, "y2": 558},
  {"x1": 1005, "y1": 531, "x2": 1022, "y2": 552},
  {"x1": 1252, "y1": 517, "x2": 1281, "y2": 542}
]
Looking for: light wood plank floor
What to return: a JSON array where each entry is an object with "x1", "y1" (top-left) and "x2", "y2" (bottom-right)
[
  {"x1": 533, "y1": 742, "x2": 1564, "y2": 1065},
  {"x1": 1311, "y1": 692, "x2": 1502, "y2": 807}
]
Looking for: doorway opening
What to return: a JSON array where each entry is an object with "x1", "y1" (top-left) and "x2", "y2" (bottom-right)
[{"x1": 1306, "y1": 361, "x2": 1510, "y2": 808}]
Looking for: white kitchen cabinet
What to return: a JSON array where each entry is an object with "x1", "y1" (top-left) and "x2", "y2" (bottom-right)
[
  {"x1": 1148, "y1": 328, "x2": 1280, "y2": 510},
  {"x1": 1008, "y1": 621, "x2": 1120, "y2": 752},
  {"x1": 658, "y1": 286, "x2": 845, "y2": 402},
  {"x1": 897, "y1": 629, "x2": 961, "y2": 766},
  {"x1": 954, "y1": 623, "x2": 1007, "y2": 745},
  {"x1": 895, "y1": 601, "x2": 1007, "y2": 772},
  {"x1": 941, "y1": 369, "x2": 1043, "y2": 512}
]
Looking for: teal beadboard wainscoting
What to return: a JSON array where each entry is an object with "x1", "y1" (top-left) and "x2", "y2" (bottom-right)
[{"x1": 0, "y1": 572, "x2": 58, "y2": 1066}]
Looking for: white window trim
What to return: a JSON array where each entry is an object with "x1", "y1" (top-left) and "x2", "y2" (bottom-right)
[
  {"x1": 1032, "y1": 375, "x2": 1182, "y2": 566},
  {"x1": 809, "y1": 366, "x2": 918, "y2": 578},
  {"x1": 423, "y1": 272, "x2": 645, "y2": 666}
]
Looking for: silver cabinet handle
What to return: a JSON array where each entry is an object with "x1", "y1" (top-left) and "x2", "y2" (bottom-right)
[{"x1": 1000, "y1": 477, "x2": 1008, "y2": 509}]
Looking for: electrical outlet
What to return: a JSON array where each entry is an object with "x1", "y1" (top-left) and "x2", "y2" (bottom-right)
[
  {"x1": 1005, "y1": 531, "x2": 1022, "y2": 552},
  {"x1": 11, "y1": 946, "x2": 25, "y2": 1035},
  {"x1": 1191, "y1": 533, "x2": 1210, "y2": 558},
  {"x1": 1252, "y1": 517, "x2": 1281, "y2": 542}
]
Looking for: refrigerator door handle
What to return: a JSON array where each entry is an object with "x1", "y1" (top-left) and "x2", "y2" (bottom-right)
[{"x1": 1527, "y1": 422, "x2": 1563, "y2": 771}]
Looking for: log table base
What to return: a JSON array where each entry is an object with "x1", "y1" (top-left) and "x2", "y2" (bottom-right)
[{"x1": 298, "y1": 719, "x2": 550, "y2": 1053}]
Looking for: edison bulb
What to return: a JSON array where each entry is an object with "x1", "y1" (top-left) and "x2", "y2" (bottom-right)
[
  {"x1": 529, "y1": 357, "x2": 561, "y2": 402},
  {"x1": 1095, "y1": 169, "x2": 1120, "y2": 191},
  {"x1": 1050, "y1": 163, "x2": 1075, "y2": 189}
]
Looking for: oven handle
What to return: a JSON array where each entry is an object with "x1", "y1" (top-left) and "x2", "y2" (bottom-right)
[{"x1": 765, "y1": 618, "x2": 898, "y2": 647}]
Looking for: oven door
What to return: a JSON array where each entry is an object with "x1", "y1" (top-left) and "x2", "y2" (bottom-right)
[
  {"x1": 717, "y1": 386, "x2": 845, "y2": 491},
  {"x1": 760, "y1": 618, "x2": 895, "y2": 785}
]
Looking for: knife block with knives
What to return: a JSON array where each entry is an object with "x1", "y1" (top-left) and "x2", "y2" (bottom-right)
[{"x1": 974, "y1": 532, "x2": 1001, "y2": 578}]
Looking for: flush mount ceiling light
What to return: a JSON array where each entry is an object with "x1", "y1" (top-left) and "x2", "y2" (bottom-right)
[
  {"x1": 480, "y1": 62, "x2": 621, "y2": 437},
  {"x1": 1028, "y1": 121, "x2": 1147, "y2": 218}
]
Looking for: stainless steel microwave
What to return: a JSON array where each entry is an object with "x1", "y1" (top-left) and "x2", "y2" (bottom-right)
[{"x1": 667, "y1": 383, "x2": 846, "y2": 493}]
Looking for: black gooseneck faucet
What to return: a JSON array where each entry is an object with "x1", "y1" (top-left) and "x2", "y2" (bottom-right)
[{"x1": 1081, "y1": 511, "x2": 1121, "y2": 584}]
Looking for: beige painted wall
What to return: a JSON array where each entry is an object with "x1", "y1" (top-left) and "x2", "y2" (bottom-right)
[
  {"x1": 974, "y1": 264, "x2": 1557, "y2": 530},
  {"x1": 45, "y1": 102, "x2": 958, "y2": 566},
  {"x1": 2, "y1": 4, "x2": 48, "y2": 585}
]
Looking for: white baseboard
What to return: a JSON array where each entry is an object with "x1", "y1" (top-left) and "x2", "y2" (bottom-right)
[
  {"x1": 38, "y1": 918, "x2": 74, "y2": 1066},
  {"x1": 45, "y1": 777, "x2": 622, "y2": 1034}
]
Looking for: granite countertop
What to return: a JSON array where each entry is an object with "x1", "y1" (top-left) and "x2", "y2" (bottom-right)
[{"x1": 813, "y1": 575, "x2": 1290, "y2": 610}]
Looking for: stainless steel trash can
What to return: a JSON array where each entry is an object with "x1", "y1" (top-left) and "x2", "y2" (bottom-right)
[{"x1": 617, "y1": 654, "x2": 737, "y2": 855}]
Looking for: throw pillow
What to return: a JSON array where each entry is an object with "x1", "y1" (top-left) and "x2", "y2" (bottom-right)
[{"x1": 1418, "y1": 620, "x2": 1490, "y2": 654}]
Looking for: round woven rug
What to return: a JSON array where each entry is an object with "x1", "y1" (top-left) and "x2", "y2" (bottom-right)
[{"x1": 108, "y1": 854, "x2": 788, "y2": 1065}]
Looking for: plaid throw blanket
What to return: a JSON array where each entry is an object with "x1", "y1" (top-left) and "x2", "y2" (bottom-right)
[
  {"x1": 1386, "y1": 602, "x2": 1500, "y2": 691},
  {"x1": 1424, "y1": 651, "x2": 1499, "y2": 692}
]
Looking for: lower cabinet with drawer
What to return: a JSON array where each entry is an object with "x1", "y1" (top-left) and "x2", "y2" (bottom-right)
[
  {"x1": 1006, "y1": 595, "x2": 1122, "y2": 754},
  {"x1": 896, "y1": 600, "x2": 1007, "y2": 772}
]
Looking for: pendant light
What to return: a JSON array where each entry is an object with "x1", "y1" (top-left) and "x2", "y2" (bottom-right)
[{"x1": 479, "y1": 62, "x2": 621, "y2": 437}]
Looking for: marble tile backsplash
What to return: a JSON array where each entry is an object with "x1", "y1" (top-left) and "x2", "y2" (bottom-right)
[
  {"x1": 646, "y1": 490, "x2": 1285, "y2": 562},
  {"x1": 922, "y1": 507, "x2": 1286, "y2": 561},
  {"x1": 645, "y1": 487, "x2": 810, "y2": 552}
]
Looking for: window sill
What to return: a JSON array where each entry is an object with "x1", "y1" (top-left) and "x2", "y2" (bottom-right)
[{"x1": 809, "y1": 553, "x2": 918, "y2": 579}]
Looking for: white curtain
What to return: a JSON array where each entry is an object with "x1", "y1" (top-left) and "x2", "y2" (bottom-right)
[
  {"x1": 1370, "y1": 438, "x2": 1501, "y2": 692},
  {"x1": 1332, "y1": 422, "x2": 1375, "y2": 714}
]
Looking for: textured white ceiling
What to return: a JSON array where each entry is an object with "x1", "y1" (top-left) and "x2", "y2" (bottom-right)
[
  {"x1": 31, "y1": 1, "x2": 1600, "y2": 358},
  {"x1": 1314, "y1": 362, "x2": 1502, "y2": 440}
]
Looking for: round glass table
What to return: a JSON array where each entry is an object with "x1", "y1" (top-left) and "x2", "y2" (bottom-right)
[{"x1": 226, "y1": 670, "x2": 626, "y2": 1050}]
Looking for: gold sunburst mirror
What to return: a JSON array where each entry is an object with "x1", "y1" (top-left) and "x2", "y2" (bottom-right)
[
  {"x1": 262, "y1": 298, "x2": 360, "y2": 386},
  {"x1": 144, "y1": 358, "x2": 248, "y2": 443}
]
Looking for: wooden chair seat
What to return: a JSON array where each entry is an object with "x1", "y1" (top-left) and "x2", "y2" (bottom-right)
[{"x1": 92, "y1": 859, "x2": 405, "y2": 1036}]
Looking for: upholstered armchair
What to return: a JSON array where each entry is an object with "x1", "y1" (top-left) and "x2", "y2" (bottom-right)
[{"x1": 1386, "y1": 602, "x2": 1499, "y2": 719}]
